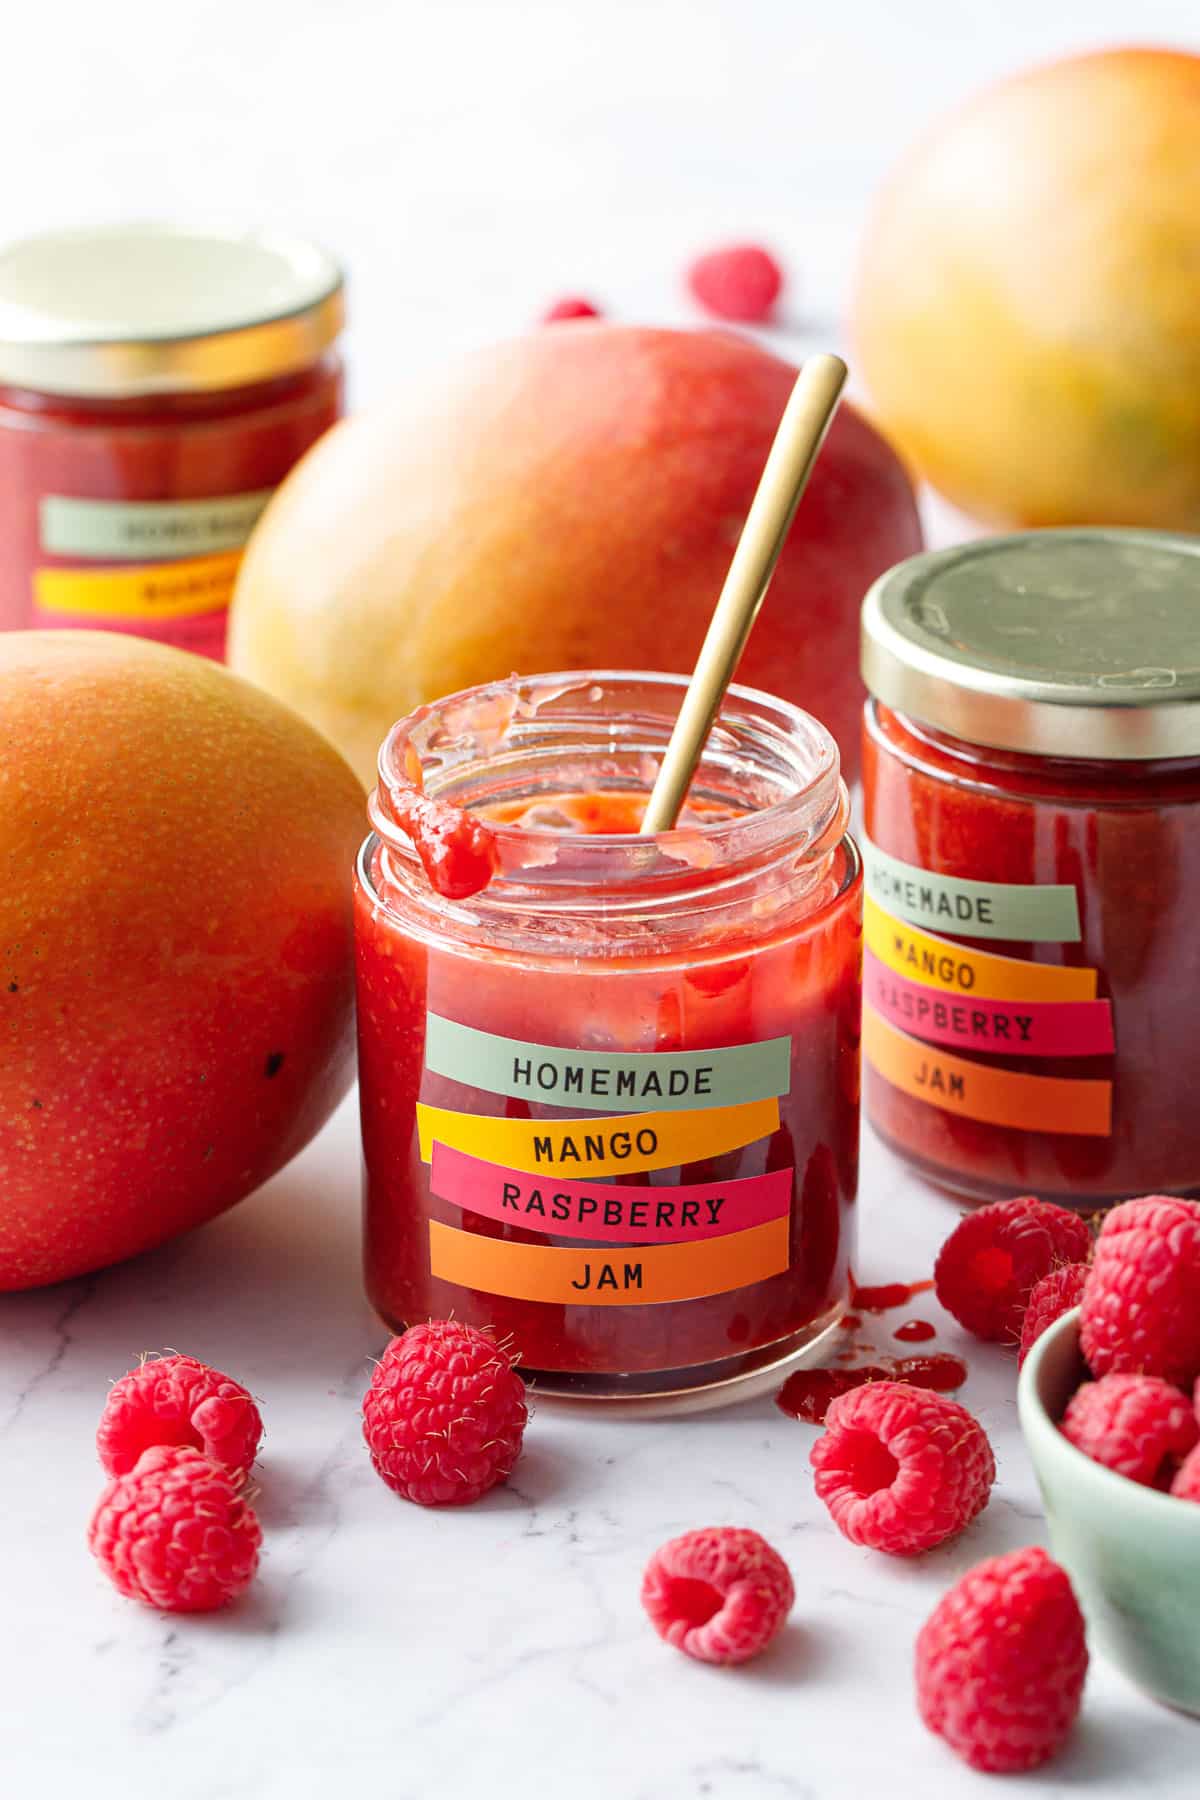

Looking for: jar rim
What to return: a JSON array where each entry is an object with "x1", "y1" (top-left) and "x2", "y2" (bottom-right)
[
  {"x1": 862, "y1": 528, "x2": 1200, "y2": 762},
  {"x1": 370, "y1": 669, "x2": 847, "y2": 906}
]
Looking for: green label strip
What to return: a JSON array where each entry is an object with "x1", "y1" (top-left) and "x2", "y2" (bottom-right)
[
  {"x1": 424, "y1": 1012, "x2": 791, "y2": 1113},
  {"x1": 40, "y1": 489, "x2": 275, "y2": 561},
  {"x1": 862, "y1": 836, "x2": 1080, "y2": 943}
]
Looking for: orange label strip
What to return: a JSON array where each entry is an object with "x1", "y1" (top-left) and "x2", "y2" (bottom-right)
[
  {"x1": 864, "y1": 897, "x2": 1097, "y2": 1004},
  {"x1": 427, "y1": 1216, "x2": 790, "y2": 1306},
  {"x1": 864, "y1": 1005, "x2": 1112, "y2": 1137}
]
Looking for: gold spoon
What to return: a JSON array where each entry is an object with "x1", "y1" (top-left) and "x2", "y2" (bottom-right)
[{"x1": 639, "y1": 352, "x2": 848, "y2": 835}]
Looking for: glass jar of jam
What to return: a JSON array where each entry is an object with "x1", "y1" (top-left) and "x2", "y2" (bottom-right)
[
  {"x1": 861, "y1": 528, "x2": 1200, "y2": 1207},
  {"x1": 355, "y1": 671, "x2": 862, "y2": 1411},
  {"x1": 0, "y1": 223, "x2": 343, "y2": 658}
]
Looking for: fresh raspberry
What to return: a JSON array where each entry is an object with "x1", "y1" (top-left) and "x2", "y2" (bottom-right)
[
  {"x1": 88, "y1": 1445, "x2": 262, "y2": 1613},
  {"x1": 1061, "y1": 1373, "x2": 1199, "y2": 1486},
  {"x1": 810, "y1": 1380, "x2": 995, "y2": 1556},
  {"x1": 686, "y1": 244, "x2": 784, "y2": 322},
  {"x1": 362, "y1": 1320, "x2": 527, "y2": 1506},
  {"x1": 1079, "y1": 1196, "x2": 1200, "y2": 1386},
  {"x1": 541, "y1": 296, "x2": 602, "y2": 322},
  {"x1": 1171, "y1": 1445, "x2": 1200, "y2": 1501},
  {"x1": 1018, "y1": 1262, "x2": 1090, "y2": 1367},
  {"x1": 641, "y1": 1527, "x2": 794, "y2": 1665},
  {"x1": 934, "y1": 1197, "x2": 1092, "y2": 1343},
  {"x1": 96, "y1": 1351, "x2": 262, "y2": 1478},
  {"x1": 916, "y1": 1546, "x2": 1088, "y2": 1773}
]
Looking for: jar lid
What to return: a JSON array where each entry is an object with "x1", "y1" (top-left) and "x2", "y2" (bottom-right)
[
  {"x1": 0, "y1": 223, "x2": 344, "y2": 397},
  {"x1": 861, "y1": 529, "x2": 1200, "y2": 762}
]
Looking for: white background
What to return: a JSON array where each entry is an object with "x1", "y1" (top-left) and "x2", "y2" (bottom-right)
[
  {"x1": 4, "y1": 5, "x2": 1200, "y2": 1797},
  {"x1": 5, "y1": 0, "x2": 1197, "y2": 397}
]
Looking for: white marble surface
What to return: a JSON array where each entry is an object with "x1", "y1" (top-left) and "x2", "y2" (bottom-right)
[
  {"x1": 0, "y1": 1096, "x2": 1196, "y2": 1798},
  {"x1": 6, "y1": 1, "x2": 1200, "y2": 1793}
]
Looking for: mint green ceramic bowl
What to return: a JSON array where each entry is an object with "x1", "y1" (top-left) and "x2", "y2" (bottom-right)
[{"x1": 1018, "y1": 1306, "x2": 1200, "y2": 1715}]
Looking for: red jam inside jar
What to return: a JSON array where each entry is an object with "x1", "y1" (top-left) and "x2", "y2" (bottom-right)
[
  {"x1": 0, "y1": 224, "x2": 343, "y2": 658},
  {"x1": 355, "y1": 672, "x2": 863, "y2": 1406},
  {"x1": 861, "y1": 529, "x2": 1200, "y2": 1205}
]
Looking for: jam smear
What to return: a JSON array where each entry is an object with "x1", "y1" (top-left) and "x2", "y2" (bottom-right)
[
  {"x1": 838, "y1": 1313, "x2": 863, "y2": 1331},
  {"x1": 894, "y1": 1353, "x2": 967, "y2": 1392},
  {"x1": 893, "y1": 1318, "x2": 937, "y2": 1343},
  {"x1": 849, "y1": 1276, "x2": 935, "y2": 1313},
  {"x1": 388, "y1": 790, "x2": 499, "y2": 900},
  {"x1": 776, "y1": 1352, "x2": 967, "y2": 1423}
]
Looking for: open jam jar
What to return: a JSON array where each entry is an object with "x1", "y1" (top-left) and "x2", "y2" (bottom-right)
[
  {"x1": 861, "y1": 529, "x2": 1200, "y2": 1206},
  {"x1": 0, "y1": 223, "x2": 343, "y2": 658},
  {"x1": 355, "y1": 672, "x2": 862, "y2": 1411}
]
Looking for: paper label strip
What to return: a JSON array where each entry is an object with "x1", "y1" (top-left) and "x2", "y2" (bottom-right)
[
  {"x1": 864, "y1": 1006, "x2": 1112, "y2": 1136},
  {"x1": 427, "y1": 1215, "x2": 790, "y2": 1306},
  {"x1": 864, "y1": 897, "x2": 1097, "y2": 1004},
  {"x1": 865, "y1": 951, "x2": 1114, "y2": 1058},
  {"x1": 429, "y1": 1142, "x2": 791, "y2": 1244},
  {"x1": 39, "y1": 489, "x2": 274, "y2": 561},
  {"x1": 416, "y1": 1098, "x2": 779, "y2": 1177},
  {"x1": 33, "y1": 551, "x2": 243, "y2": 621},
  {"x1": 862, "y1": 835, "x2": 1081, "y2": 942},
  {"x1": 423, "y1": 1012, "x2": 791, "y2": 1113}
]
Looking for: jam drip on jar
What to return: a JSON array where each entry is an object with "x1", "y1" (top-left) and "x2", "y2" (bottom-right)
[{"x1": 385, "y1": 789, "x2": 499, "y2": 900}]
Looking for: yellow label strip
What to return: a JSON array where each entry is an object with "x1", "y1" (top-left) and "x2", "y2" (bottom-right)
[
  {"x1": 416, "y1": 1097, "x2": 780, "y2": 1177},
  {"x1": 864, "y1": 897, "x2": 1098, "y2": 1004},
  {"x1": 34, "y1": 550, "x2": 243, "y2": 620}
]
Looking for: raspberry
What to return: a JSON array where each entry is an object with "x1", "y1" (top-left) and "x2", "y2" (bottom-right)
[
  {"x1": 916, "y1": 1546, "x2": 1088, "y2": 1773},
  {"x1": 362, "y1": 1320, "x2": 527, "y2": 1506},
  {"x1": 88, "y1": 1445, "x2": 262, "y2": 1613},
  {"x1": 686, "y1": 244, "x2": 783, "y2": 322},
  {"x1": 1171, "y1": 1445, "x2": 1200, "y2": 1501},
  {"x1": 1018, "y1": 1262, "x2": 1090, "y2": 1367},
  {"x1": 1061, "y1": 1373, "x2": 1199, "y2": 1486},
  {"x1": 541, "y1": 296, "x2": 601, "y2": 322},
  {"x1": 934, "y1": 1197, "x2": 1092, "y2": 1343},
  {"x1": 96, "y1": 1351, "x2": 262, "y2": 1478},
  {"x1": 1079, "y1": 1196, "x2": 1200, "y2": 1386},
  {"x1": 810, "y1": 1380, "x2": 995, "y2": 1556},
  {"x1": 641, "y1": 1527, "x2": 794, "y2": 1665}
]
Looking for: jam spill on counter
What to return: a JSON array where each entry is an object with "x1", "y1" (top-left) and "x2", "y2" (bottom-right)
[
  {"x1": 775, "y1": 1354, "x2": 969, "y2": 1424},
  {"x1": 849, "y1": 1276, "x2": 935, "y2": 1312},
  {"x1": 893, "y1": 1318, "x2": 937, "y2": 1343}
]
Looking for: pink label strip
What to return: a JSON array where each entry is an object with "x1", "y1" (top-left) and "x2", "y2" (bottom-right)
[
  {"x1": 865, "y1": 951, "x2": 1115, "y2": 1058},
  {"x1": 429, "y1": 1142, "x2": 792, "y2": 1245}
]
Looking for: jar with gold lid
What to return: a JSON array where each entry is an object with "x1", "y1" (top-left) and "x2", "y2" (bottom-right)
[
  {"x1": 0, "y1": 222, "x2": 343, "y2": 657},
  {"x1": 861, "y1": 528, "x2": 1200, "y2": 1205}
]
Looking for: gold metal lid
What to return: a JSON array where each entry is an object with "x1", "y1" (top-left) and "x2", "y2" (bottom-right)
[
  {"x1": 0, "y1": 223, "x2": 344, "y2": 397},
  {"x1": 861, "y1": 529, "x2": 1200, "y2": 762}
]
